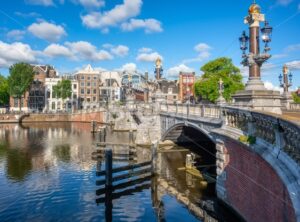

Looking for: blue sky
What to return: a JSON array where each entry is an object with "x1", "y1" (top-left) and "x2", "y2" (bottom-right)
[{"x1": 0, "y1": 0, "x2": 300, "y2": 90}]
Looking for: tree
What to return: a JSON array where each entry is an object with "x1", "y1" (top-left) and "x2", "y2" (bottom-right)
[
  {"x1": 53, "y1": 79, "x2": 72, "y2": 110},
  {"x1": 194, "y1": 57, "x2": 244, "y2": 103},
  {"x1": 292, "y1": 92, "x2": 300, "y2": 103},
  {"x1": 8, "y1": 63, "x2": 34, "y2": 111},
  {"x1": 0, "y1": 75, "x2": 9, "y2": 106}
]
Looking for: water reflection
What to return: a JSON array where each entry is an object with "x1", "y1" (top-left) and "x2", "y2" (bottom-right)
[{"x1": 0, "y1": 123, "x2": 234, "y2": 221}]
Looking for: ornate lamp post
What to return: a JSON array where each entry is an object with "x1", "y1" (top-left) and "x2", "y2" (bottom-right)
[
  {"x1": 279, "y1": 64, "x2": 293, "y2": 94},
  {"x1": 239, "y1": 2, "x2": 273, "y2": 90},
  {"x1": 279, "y1": 64, "x2": 294, "y2": 109},
  {"x1": 233, "y1": 1, "x2": 282, "y2": 114}
]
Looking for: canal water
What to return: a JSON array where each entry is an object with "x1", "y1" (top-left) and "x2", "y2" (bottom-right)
[{"x1": 0, "y1": 122, "x2": 236, "y2": 222}]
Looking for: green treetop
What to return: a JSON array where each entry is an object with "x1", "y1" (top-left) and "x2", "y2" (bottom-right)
[
  {"x1": 53, "y1": 79, "x2": 72, "y2": 109},
  {"x1": 194, "y1": 57, "x2": 244, "y2": 103},
  {"x1": 0, "y1": 74, "x2": 9, "y2": 106},
  {"x1": 8, "y1": 63, "x2": 34, "y2": 111}
]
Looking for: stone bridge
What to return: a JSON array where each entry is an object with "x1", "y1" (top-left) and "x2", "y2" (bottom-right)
[{"x1": 159, "y1": 103, "x2": 300, "y2": 222}]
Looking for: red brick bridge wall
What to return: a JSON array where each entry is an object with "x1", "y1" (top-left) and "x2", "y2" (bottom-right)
[{"x1": 222, "y1": 138, "x2": 296, "y2": 222}]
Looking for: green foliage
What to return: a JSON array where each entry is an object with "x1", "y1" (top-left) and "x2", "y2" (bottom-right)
[
  {"x1": 194, "y1": 57, "x2": 244, "y2": 103},
  {"x1": 239, "y1": 135, "x2": 256, "y2": 145},
  {"x1": 53, "y1": 79, "x2": 72, "y2": 100},
  {"x1": 8, "y1": 63, "x2": 34, "y2": 110},
  {"x1": 0, "y1": 75, "x2": 9, "y2": 106},
  {"x1": 292, "y1": 92, "x2": 300, "y2": 103}
]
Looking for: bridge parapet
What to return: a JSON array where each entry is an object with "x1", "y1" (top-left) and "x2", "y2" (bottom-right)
[
  {"x1": 160, "y1": 103, "x2": 221, "y2": 119},
  {"x1": 222, "y1": 106, "x2": 300, "y2": 165}
]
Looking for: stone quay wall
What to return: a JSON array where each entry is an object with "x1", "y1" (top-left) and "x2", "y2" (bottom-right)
[{"x1": 0, "y1": 111, "x2": 105, "y2": 124}]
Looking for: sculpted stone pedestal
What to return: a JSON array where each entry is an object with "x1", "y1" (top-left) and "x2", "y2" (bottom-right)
[
  {"x1": 232, "y1": 89, "x2": 283, "y2": 114},
  {"x1": 281, "y1": 92, "x2": 293, "y2": 110}
]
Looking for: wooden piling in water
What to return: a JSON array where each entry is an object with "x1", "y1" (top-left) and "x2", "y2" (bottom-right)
[{"x1": 105, "y1": 149, "x2": 113, "y2": 189}]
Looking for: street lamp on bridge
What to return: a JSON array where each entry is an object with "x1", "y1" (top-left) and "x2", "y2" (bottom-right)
[
  {"x1": 239, "y1": 2, "x2": 273, "y2": 90},
  {"x1": 233, "y1": 1, "x2": 282, "y2": 114},
  {"x1": 279, "y1": 64, "x2": 293, "y2": 94}
]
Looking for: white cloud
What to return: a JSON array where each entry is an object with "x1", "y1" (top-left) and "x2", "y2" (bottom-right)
[
  {"x1": 28, "y1": 21, "x2": 67, "y2": 42},
  {"x1": 111, "y1": 45, "x2": 129, "y2": 57},
  {"x1": 183, "y1": 43, "x2": 212, "y2": 64},
  {"x1": 7, "y1": 30, "x2": 26, "y2": 41},
  {"x1": 120, "y1": 63, "x2": 137, "y2": 72},
  {"x1": 0, "y1": 41, "x2": 37, "y2": 68},
  {"x1": 285, "y1": 43, "x2": 300, "y2": 52},
  {"x1": 261, "y1": 63, "x2": 277, "y2": 72},
  {"x1": 94, "y1": 66, "x2": 107, "y2": 72},
  {"x1": 65, "y1": 41, "x2": 113, "y2": 61},
  {"x1": 44, "y1": 44, "x2": 72, "y2": 57},
  {"x1": 138, "y1": 47, "x2": 152, "y2": 53},
  {"x1": 136, "y1": 51, "x2": 162, "y2": 62},
  {"x1": 167, "y1": 64, "x2": 195, "y2": 77},
  {"x1": 78, "y1": 0, "x2": 105, "y2": 8},
  {"x1": 121, "y1": 18, "x2": 163, "y2": 33},
  {"x1": 102, "y1": 43, "x2": 113, "y2": 49},
  {"x1": 25, "y1": 0, "x2": 54, "y2": 6},
  {"x1": 264, "y1": 81, "x2": 283, "y2": 93},
  {"x1": 15, "y1": 12, "x2": 41, "y2": 18},
  {"x1": 81, "y1": 0, "x2": 142, "y2": 31},
  {"x1": 272, "y1": 54, "x2": 288, "y2": 59},
  {"x1": 277, "y1": 0, "x2": 293, "y2": 6},
  {"x1": 286, "y1": 60, "x2": 300, "y2": 70},
  {"x1": 194, "y1": 43, "x2": 211, "y2": 53}
]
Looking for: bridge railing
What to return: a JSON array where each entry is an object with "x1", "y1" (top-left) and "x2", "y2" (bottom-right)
[
  {"x1": 222, "y1": 106, "x2": 300, "y2": 164},
  {"x1": 159, "y1": 103, "x2": 221, "y2": 119}
]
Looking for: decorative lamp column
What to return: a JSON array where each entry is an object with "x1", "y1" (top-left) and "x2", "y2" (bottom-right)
[
  {"x1": 279, "y1": 64, "x2": 293, "y2": 94},
  {"x1": 217, "y1": 78, "x2": 226, "y2": 105},
  {"x1": 240, "y1": 2, "x2": 273, "y2": 90},
  {"x1": 154, "y1": 58, "x2": 163, "y2": 80},
  {"x1": 233, "y1": 1, "x2": 282, "y2": 114},
  {"x1": 279, "y1": 64, "x2": 293, "y2": 109}
]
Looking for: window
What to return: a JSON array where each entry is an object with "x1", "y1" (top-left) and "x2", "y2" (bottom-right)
[
  {"x1": 73, "y1": 84, "x2": 77, "y2": 89},
  {"x1": 87, "y1": 89, "x2": 90, "y2": 94},
  {"x1": 80, "y1": 82, "x2": 84, "y2": 87},
  {"x1": 73, "y1": 94, "x2": 77, "y2": 99},
  {"x1": 87, "y1": 82, "x2": 91, "y2": 87},
  {"x1": 93, "y1": 82, "x2": 97, "y2": 87},
  {"x1": 93, "y1": 97, "x2": 96, "y2": 101},
  {"x1": 93, "y1": 89, "x2": 97, "y2": 94},
  {"x1": 81, "y1": 76, "x2": 84, "y2": 80},
  {"x1": 57, "y1": 101, "x2": 61, "y2": 110},
  {"x1": 87, "y1": 98, "x2": 91, "y2": 102},
  {"x1": 93, "y1": 76, "x2": 97, "y2": 80},
  {"x1": 168, "y1": 88, "x2": 173, "y2": 94},
  {"x1": 81, "y1": 89, "x2": 84, "y2": 94},
  {"x1": 87, "y1": 76, "x2": 91, "y2": 80},
  {"x1": 52, "y1": 102, "x2": 55, "y2": 110}
]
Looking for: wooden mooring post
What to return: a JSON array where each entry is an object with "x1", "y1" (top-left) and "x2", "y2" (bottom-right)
[
  {"x1": 96, "y1": 148, "x2": 154, "y2": 202},
  {"x1": 105, "y1": 149, "x2": 113, "y2": 189}
]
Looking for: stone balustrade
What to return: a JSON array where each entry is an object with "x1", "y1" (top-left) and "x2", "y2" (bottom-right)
[
  {"x1": 222, "y1": 106, "x2": 300, "y2": 164},
  {"x1": 158, "y1": 103, "x2": 300, "y2": 164},
  {"x1": 159, "y1": 103, "x2": 221, "y2": 119}
]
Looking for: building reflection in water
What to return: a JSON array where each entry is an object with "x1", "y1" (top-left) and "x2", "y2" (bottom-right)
[{"x1": 0, "y1": 122, "x2": 223, "y2": 221}]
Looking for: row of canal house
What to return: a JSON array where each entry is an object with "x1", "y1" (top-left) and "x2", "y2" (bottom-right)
[{"x1": 9, "y1": 61, "x2": 197, "y2": 112}]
